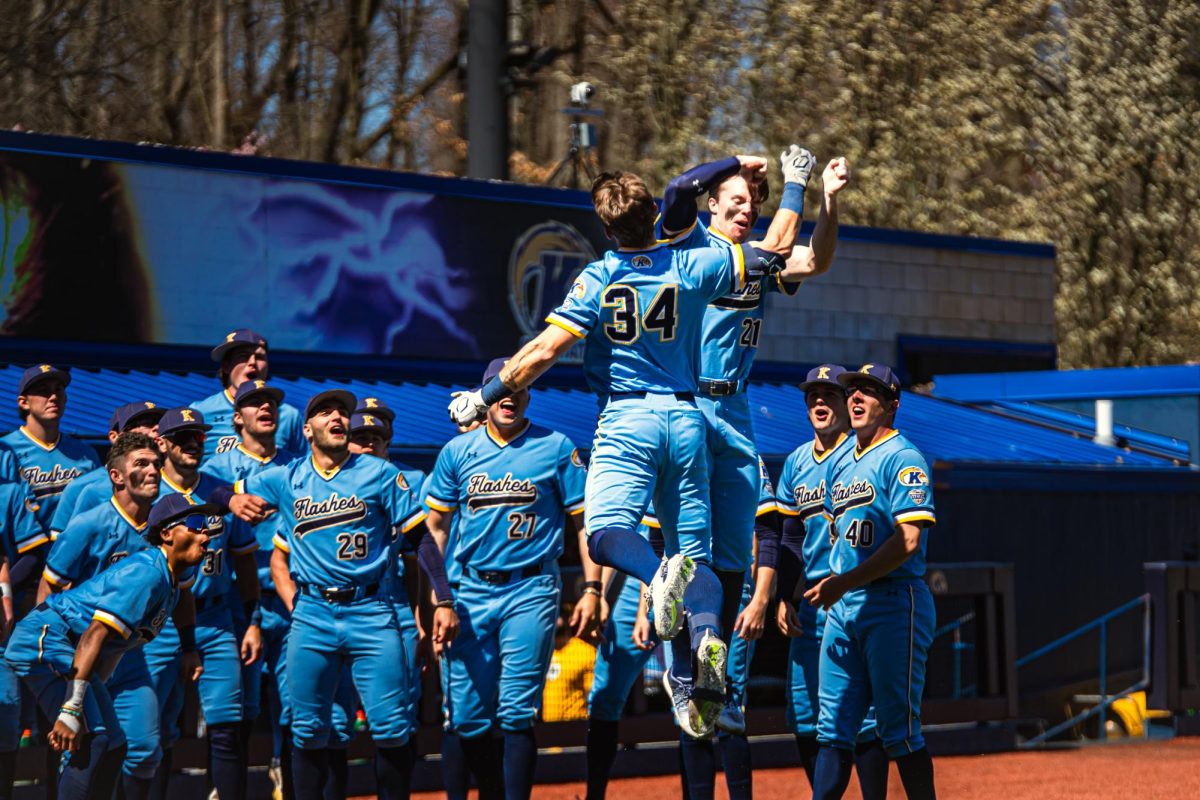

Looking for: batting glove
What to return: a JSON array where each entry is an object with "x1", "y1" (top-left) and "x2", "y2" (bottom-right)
[
  {"x1": 448, "y1": 390, "x2": 488, "y2": 426},
  {"x1": 780, "y1": 145, "x2": 815, "y2": 189}
]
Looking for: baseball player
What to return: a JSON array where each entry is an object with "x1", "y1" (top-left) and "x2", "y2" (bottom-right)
[
  {"x1": 803, "y1": 364, "x2": 937, "y2": 800},
  {"x1": 427, "y1": 357, "x2": 595, "y2": 800},
  {"x1": 3, "y1": 494, "x2": 213, "y2": 800},
  {"x1": 192, "y1": 329, "x2": 306, "y2": 457},
  {"x1": 0, "y1": 365, "x2": 100, "y2": 531},
  {"x1": 49, "y1": 401, "x2": 166, "y2": 540},
  {"x1": 448, "y1": 171, "x2": 794, "y2": 737},
  {"x1": 226, "y1": 389, "x2": 458, "y2": 800},
  {"x1": 774, "y1": 365, "x2": 888, "y2": 797}
]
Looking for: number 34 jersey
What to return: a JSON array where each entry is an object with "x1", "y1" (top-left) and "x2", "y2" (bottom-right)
[
  {"x1": 546, "y1": 243, "x2": 746, "y2": 395},
  {"x1": 826, "y1": 430, "x2": 937, "y2": 581},
  {"x1": 423, "y1": 422, "x2": 586, "y2": 583}
]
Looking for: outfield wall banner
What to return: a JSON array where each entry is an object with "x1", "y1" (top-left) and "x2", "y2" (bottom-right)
[{"x1": 0, "y1": 150, "x2": 600, "y2": 359}]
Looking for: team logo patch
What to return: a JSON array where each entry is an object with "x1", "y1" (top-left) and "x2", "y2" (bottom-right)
[
  {"x1": 396, "y1": 472, "x2": 410, "y2": 491},
  {"x1": 631, "y1": 254, "x2": 652, "y2": 268},
  {"x1": 898, "y1": 467, "x2": 928, "y2": 487},
  {"x1": 571, "y1": 278, "x2": 586, "y2": 300},
  {"x1": 570, "y1": 448, "x2": 585, "y2": 469},
  {"x1": 908, "y1": 488, "x2": 928, "y2": 505},
  {"x1": 466, "y1": 472, "x2": 538, "y2": 511},
  {"x1": 508, "y1": 221, "x2": 596, "y2": 364}
]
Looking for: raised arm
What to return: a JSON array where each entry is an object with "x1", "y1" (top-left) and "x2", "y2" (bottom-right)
[
  {"x1": 775, "y1": 157, "x2": 850, "y2": 283},
  {"x1": 660, "y1": 155, "x2": 766, "y2": 237},
  {"x1": 754, "y1": 145, "x2": 816, "y2": 254}
]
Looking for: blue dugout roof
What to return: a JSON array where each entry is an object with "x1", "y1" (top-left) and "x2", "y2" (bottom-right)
[
  {"x1": 0, "y1": 365, "x2": 1181, "y2": 471},
  {"x1": 934, "y1": 364, "x2": 1200, "y2": 402}
]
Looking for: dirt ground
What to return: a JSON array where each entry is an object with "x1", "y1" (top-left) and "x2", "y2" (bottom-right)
[{"x1": 407, "y1": 737, "x2": 1200, "y2": 799}]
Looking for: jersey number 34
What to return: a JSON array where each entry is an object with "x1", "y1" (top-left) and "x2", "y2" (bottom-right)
[{"x1": 602, "y1": 285, "x2": 678, "y2": 344}]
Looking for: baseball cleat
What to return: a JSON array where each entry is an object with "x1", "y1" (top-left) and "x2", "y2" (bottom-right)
[
  {"x1": 662, "y1": 664, "x2": 705, "y2": 739},
  {"x1": 717, "y1": 701, "x2": 746, "y2": 735},
  {"x1": 690, "y1": 631, "x2": 728, "y2": 736},
  {"x1": 649, "y1": 554, "x2": 695, "y2": 640}
]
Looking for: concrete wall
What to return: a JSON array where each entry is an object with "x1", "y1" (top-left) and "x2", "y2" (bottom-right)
[{"x1": 759, "y1": 239, "x2": 1057, "y2": 367}]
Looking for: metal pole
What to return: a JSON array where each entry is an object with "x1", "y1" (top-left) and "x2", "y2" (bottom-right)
[{"x1": 467, "y1": 0, "x2": 508, "y2": 180}]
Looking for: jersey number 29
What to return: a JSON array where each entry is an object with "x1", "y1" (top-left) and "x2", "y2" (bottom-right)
[{"x1": 602, "y1": 284, "x2": 678, "y2": 343}]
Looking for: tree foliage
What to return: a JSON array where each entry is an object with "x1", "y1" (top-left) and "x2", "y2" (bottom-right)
[{"x1": 0, "y1": 0, "x2": 1196, "y2": 367}]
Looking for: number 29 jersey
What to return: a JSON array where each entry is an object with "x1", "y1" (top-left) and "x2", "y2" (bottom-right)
[
  {"x1": 546, "y1": 244, "x2": 745, "y2": 395},
  {"x1": 826, "y1": 431, "x2": 937, "y2": 581}
]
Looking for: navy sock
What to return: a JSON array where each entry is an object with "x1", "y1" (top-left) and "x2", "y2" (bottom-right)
[
  {"x1": 441, "y1": 731, "x2": 470, "y2": 800},
  {"x1": 719, "y1": 733, "x2": 752, "y2": 800},
  {"x1": 678, "y1": 734, "x2": 716, "y2": 800},
  {"x1": 811, "y1": 745, "x2": 853, "y2": 800},
  {"x1": 279, "y1": 735, "x2": 296, "y2": 800},
  {"x1": 0, "y1": 749, "x2": 14, "y2": 800},
  {"x1": 670, "y1": 632, "x2": 694, "y2": 682},
  {"x1": 589, "y1": 527, "x2": 662, "y2": 585},
  {"x1": 503, "y1": 728, "x2": 538, "y2": 800},
  {"x1": 374, "y1": 744, "x2": 414, "y2": 800},
  {"x1": 94, "y1": 742, "x2": 128, "y2": 800},
  {"x1": 209, "y1": 723, "x2": 246, "y2": 800},
  {"x1": 854, "y1": 738, "x2": 890, "y2": 800},
  {"x1": 895, "y1": 747, "x2": 936, "y2": 800},
  {"x1": 291, "y1": 747, "x2": 329, "y2": 800},
  {"x1": 685, "y1": 563, "x2": 722, "y2": 649},
  {"x1": 324, "y1": 748, "x2": 348, "y2": 800},
  {"x1": 585, "y1": 719, "x2": 619, "y2": 800},
  {"x1": 121, "y1": 772, "x2": 152, "y2": 800},
  {"x1": 715, "y1": 570, "x2": 745, "y2": 644},
  {"x1": 460, "y1": 732, "x2": 503, "y2": 800},
  {"x1": 676, "y1": 744, "x2": 691, "y2": 800},
  {"x1": 148, "y1": 746, "x2": 173, "y2": 800},
  {"x1": 794, "y1": 734, "x2": 819, "y2": 787}
]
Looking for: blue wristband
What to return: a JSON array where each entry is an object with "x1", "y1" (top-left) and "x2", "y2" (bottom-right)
[
  {"x1": 781, "y1": 182, "x2": 806, "y2": 215},
  {"x1": 480, "y1": 375, "x2": 514, "y2": 406}
]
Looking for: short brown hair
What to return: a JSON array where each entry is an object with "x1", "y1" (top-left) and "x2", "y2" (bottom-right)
[
  {"x1": 591, "y1": 171, "x2": 657, "y2": 247},
  {"x1": 710, "y1": 174, "x2": 770, "y2": 206},
  {"x1": 107, "y1": 431, "x2": 160, "y2": 473}
]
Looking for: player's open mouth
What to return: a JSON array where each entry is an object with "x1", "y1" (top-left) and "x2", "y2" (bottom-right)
[
  {"x1": 329, "y1": 424, "x2": 346, "y2": 436},
  {"x1": 812, "y1": 407, "x2": 830, "y2": 423},
  {"x1": 498, "y1": 399, "x2": 517, "y2": 412}
]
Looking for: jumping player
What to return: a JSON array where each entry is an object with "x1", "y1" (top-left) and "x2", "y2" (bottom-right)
[
  {"x1": 4, "y1": 494, "x2": 213, "y2": 800},
  {"x1": 226, "y1": 389, "x2": 459, "y2": 800},
  {"x1": 0, "y1": 365, "x2": 100, "y2": 530},
  {"x1": 803, "y1": 364, "x2": 938, "y2": 800},
  {"x1": 448, "y1": 170, "x2": 796, "y2": 736},
  {"x1": 775, "y1": 365, "x2": 888, "y2": 797},
  {"x1": 427, "y1": 357, "x2": 595, "y2": 800},
  {"x1": 192, "y1": 329, "x2": 306, "y2": 457}
]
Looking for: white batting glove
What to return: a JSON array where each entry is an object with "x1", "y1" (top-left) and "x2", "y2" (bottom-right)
[
  {"x1": 448, "y1": 390, "x2": 488, "y2": 426},
  {"x1": 780, "y1": 145, "x2": 815, "y2": 189}
]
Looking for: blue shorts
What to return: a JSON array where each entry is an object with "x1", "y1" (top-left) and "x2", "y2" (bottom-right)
[
  {"x1": 586, "y1": 394, "x2": 711, "y2": 563},
  {"x1": 698, "y1": 394, "x2": 758, "y2": 573},
  {"x1": 588, "y1": 576, "x2": 656, "y2": 722},
  {"x1": 441, "y1": 573, "x2": 559, "y2": 738},
  {"x1": 817, "y1": 580, "x2": 935, "y2": 756}
]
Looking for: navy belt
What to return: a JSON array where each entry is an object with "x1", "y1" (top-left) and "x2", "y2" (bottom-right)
[
  {"x1": 464, "y1": 562, "x2": 549, "y2": 586},
  {"x1": 298, "y1": 582, "x2": 381, "y2": 604},
  {"x1": 609, "y1": 391, "x2": 694, "y2": 401},
  {"x1": 698, "y1": 378, "x2": 745, "y2": 396}
]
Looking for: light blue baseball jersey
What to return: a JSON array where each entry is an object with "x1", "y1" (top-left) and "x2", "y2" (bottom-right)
[
  {"x1": 0, "y1": 427, "x2": 100, "y2": 529},
  {"x1": 545, "y1": 244, "x2": 745, "y2": 394},
  {"x1": 776, "y1": 433, "x2": 856, "y2": 582},
  {"x1": 424, "y1": 422, "x2": 586, "y2": 581},
  {"x1": 663, "y1": 221, "x2": 799, "y2": 384},
  {"x1": 49, "y1": 466, "x2": 109, "y2": 537},
  {"x1": 46, "y1": 546, "x2": 184, "y2": 655},
  {"x1": 237, "y1": 453, "x2": 426, "y2": 588},
  {"x1": 826, "y1": 431, "x2": 936, "y2": 580},
  {"x1": 192, "y1": 389, "x2": 306, "y2": 458},
  {"x1": 0, "y1": 482, "x2": 48, "y2": 560},
  {"x1": 157, "y1": 471, "x2": 256, "y2": 601},
  {"x1": 43, "y1": 497, "x2": 153, "y2": 589}
]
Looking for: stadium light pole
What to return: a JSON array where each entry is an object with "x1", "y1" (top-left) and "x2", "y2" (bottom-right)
[{"x1": 467, "y1": 0, "x2": 509, "y2": 180}]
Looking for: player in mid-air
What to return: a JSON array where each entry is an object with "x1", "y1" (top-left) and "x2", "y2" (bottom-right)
[
  {"x1": 4, "y1": 494, "x2": 213, "y2": 800},
  {"x1": 226, "y1": 389, "x2": 459, "y2": 800},
  {"x1": 803, "y1": 364, "x2": 938, "y2": 800},
  {"x1": 192, "y1": 329, "x2": 307, "y2": 457},
  {"x1": 448, "y1": 170, "x2": 801, "y2": 736},
  {"x1": 427, "y1": 357, "x2": 596, "y2": 800},
  {"x1": 775, "y1": 365, "x2": 888, "y2": 798}
]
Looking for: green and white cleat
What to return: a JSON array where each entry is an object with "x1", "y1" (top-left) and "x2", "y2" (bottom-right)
[
  {"x1": 649, "y1": 554, "x2": 695, "y2": 640},
  {"x1": 690, "y1": 630, "x2": 728, "y2": 737}
]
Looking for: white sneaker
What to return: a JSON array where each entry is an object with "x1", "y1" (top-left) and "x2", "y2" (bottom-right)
[
  {"x1": 690, "y1": 631, "x2": 728, "y2": 737},
  {"x1": 649, "y1": 554, "x2": 695, "y2": 640},
  {"x1": 662, "y1": 665, "x2": 704, "y2": 739},
  {"x1": 717, "y1": 702, "x2": 746, "y2": 734}
]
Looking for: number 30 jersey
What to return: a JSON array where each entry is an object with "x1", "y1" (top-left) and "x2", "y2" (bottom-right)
[
  {"x1": 546, "y1": 244, "x2": 745, "y2": 395},
  {"x1": 423, "y1": 422, "x2": 586, "y2": 583},
  {"x1": 237, "y1": 453, "x2": 426, "y2": 588},
  {"x1": 825, "y1": 431, "x2": 937, "y2": 581}
]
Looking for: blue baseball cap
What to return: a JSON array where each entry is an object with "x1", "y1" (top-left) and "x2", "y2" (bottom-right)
[
  {"x1": 233, "y1": 379, "x2": 285, "y2": 407},
  {"x1": 482, "y1": 358, "x2": 510, "y2": 386},
  {"x1": 17, "y1": 364, "x2": 70, "y2": 395},
  {"x1": 839, "y1": 363, "x2": 901, "y2": 398},
  {"x1": 158, "y1": 407, "x2": 212, "y2": 438},
  {"x1": 211, "y1": 328, "x2": 268, "y2": 363},
  {"x1": 305, "y1": 389, "x2": 356, "y2": 420},
  {"x1": 349, "y1": 412, "x2": 392, "y2": 438},
  {"x1": 355, "y1": 396, "x2": 396, "y2": 424},
  {"x1": 147, "y1": 494, "x2": 221, "y2": 541},
  {"x1": 799, "y1": 364, "x2": 847, "y2": 394},
  {"x1": 109, "y1": 401, "x2": 166, "y2": 433}
]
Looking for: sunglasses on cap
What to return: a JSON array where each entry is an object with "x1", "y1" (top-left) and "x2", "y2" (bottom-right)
[{"x1": 171, "y1": 513, "x2": 209, "y2": 531}]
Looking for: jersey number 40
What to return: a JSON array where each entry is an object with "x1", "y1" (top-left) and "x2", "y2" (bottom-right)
[{"x1": 602, "y1": 285, "x2": 678, "y2": 344}]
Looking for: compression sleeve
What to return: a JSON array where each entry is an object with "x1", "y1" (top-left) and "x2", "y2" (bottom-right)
[
  {"x1": 660, "y1": 156, "x2": 741, "y2": 235},
  {"x1": 776, "y1": 515, "x2": 807, "y2": 602},
  {"x1": 411, "y1": 529, "x2": 453, "y2": 604},
  {"x1": 754, "y1": 512, "x2": 781, "y2": 572}
]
